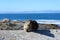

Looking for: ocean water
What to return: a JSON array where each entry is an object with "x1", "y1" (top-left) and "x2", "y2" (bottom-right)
[
  {"x1": 0, "y1": 13, "x2": 60, "y2": 25},
  {"x1": 0, "y1": 13, "x2": 60, "y2": 20}
]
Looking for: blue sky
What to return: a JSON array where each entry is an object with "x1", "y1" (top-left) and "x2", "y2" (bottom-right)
[{"x1": 0, "y1": 0, "x2": 60, "y2": 13}]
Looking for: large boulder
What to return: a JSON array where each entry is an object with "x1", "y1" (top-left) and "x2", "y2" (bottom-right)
[
  {"x1": 24, "y1": 20, "x2": 39, "y2": 32},
  {"x1": 2, "y1": 18, "x2": 10, "y2": 23}
]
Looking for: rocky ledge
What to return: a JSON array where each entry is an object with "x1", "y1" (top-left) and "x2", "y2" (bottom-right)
[
  {"x1": 0, "y1": 30, "x2": 60, "y2": 40},
  {"x1": 0, "y1": 18, "x2": 60, "y2": 30},
  {"x1": 0, "y1": 18, "x2": 60, "y2": 40}
]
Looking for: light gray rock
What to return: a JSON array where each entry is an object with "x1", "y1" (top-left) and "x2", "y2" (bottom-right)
[{"x1": 0, "y1": 30, "x2": 59, "y2": 40}]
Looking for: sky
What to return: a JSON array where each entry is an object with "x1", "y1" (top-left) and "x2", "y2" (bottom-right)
[{"x1": 0, "y1": 0, "x2": 60, "y2": 13}]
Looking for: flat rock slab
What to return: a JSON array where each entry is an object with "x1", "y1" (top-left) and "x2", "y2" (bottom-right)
[{"x1": 0, "y1": 30, "x2": 60, "y2": 40}]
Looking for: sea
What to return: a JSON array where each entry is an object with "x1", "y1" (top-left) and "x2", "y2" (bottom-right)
[{"x1": 0, "y1": 13, "x2": 60, "y2": 25}]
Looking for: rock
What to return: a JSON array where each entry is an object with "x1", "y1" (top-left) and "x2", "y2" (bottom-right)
[
  {"x1": 38, "y1": 24, "x2": 60, "y2": 30},
  {"x1": 12, "y1": 20, "x2": 19, "y2": 23},
  {"x1": 0, "y1": 24, "x2": 9, "y2": 30},
  {"x1": 0, "y1": 22, "x2": 2, "y2": 26},
  {"x1": 2, "y1": 18, "x2": 10, "y2": 23},
  {"x1": 0, "y1": 30, "x2": 60, "y2": 40},
  {"x1": 24, "y1": 20, "x2": 39, "y2": 32}
]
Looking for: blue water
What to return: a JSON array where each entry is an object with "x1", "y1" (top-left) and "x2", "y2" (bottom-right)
[{"x1": 0, "y1": 13, "x2": 60, "y2": 20}]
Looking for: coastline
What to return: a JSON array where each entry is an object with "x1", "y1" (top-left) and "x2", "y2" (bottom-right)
[{"x1": 0, "y1": 18, "x2": 60, "y2": 30}]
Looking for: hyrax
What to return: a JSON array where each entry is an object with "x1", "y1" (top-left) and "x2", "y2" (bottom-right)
[{"x1": 24, "y1": 20, "x2": 39, "y2": 32}]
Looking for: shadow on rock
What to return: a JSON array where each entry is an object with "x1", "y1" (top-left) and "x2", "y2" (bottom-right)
[{"x1": 33, "y1": 30, "x2": 55, "y2": 38}]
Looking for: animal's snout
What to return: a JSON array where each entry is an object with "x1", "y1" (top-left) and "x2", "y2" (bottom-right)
[
  {"x1": 24, "y1": 20, "x2": 39, "y2": 32},
  {"x1": 26, "y1": 29, "x2": 31, "y2": 32}
]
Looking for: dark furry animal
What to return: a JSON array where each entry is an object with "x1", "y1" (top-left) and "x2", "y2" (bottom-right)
[{"x1": 24, "y1": 20, "x2": 39, "y2": 32}]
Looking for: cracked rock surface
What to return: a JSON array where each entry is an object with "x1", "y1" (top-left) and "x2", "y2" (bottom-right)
[{"x1": 0, "y1": 30, "x2": 60, "y2": 40}]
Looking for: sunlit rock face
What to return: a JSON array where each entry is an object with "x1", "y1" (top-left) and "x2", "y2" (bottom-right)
[
  {"x1": 2, "y1": 18, "x2": 10, "y2": 23},
  {"x1": 24, "y1": 20, "x2": 39, "y2": 32}
]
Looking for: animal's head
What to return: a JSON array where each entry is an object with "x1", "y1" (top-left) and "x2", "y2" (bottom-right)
[
  {"x1": 24, "y1": 20, "x2": 39, "y2": 32},
  {"x1": 24, "y1": 20, "x2": 33, "y2": 32}
]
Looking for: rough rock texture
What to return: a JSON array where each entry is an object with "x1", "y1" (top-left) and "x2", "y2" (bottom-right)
[
  {"x1": 38, "y1": 24, "x2": 60, "y2": 30},
  {"x1": 0, "y1": 30, "x2": 60, "y2": 40},
  {"x1": 0, "y1": 19, "x2": 60, "y2": 30}
]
